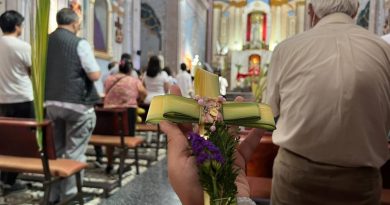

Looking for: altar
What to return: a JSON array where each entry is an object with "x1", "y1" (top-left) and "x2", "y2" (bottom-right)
[{"x1": 211, "y1": 0, "x2": 307, "y2": 100}]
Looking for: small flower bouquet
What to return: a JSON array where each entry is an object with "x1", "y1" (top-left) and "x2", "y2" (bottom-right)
[
  {"x1": 188, "y1": 126, "x2": 239, "y2": 205},
  {"x1": 189, "y1": 95, "x2": 239, "y2": 205}
]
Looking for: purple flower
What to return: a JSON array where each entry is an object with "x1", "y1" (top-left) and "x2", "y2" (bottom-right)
[{"x1": 188, "y1": 132, "x2": 224, "y2": 165}]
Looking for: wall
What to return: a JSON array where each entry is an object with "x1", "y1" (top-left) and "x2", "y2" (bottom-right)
[
  {"x1": 140, "y1": 0, "x2": 167, "y2": 69},
  {"x1": 179, "y1": 0, "x2": 207, "y2": 71}
]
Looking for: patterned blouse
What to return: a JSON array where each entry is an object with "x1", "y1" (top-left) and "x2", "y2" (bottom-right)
[{"x1": 104, "y1": 73, "x2": 142, "y2": 108}]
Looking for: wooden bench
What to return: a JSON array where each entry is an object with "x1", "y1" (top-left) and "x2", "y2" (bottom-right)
[
  {"x1": 87, "y1": 108, "x2": 144, "y2": 197},
  {"x1": 136, "y1": 104, "x2": 165, "y2": 163},
  {"x1": 0, "y1": 117, "x2": 87, "y2": 205},
  {"x1": 246, "y1": 133, "x2": 278, "y2": 178}
]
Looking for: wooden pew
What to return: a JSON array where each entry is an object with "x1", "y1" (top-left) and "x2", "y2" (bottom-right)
[
  {"x1": 136, "y1": 104, "x2": 164, "y2": 164},
  {"x1": 0, "y1": 117, "x2": 87, "y2": 205},
  {"x1": 242, "y1": 132, "x2": 276, "y2": 203},
  {"x1": 246, "y1": 133, "x2": 278, "y2": 178},
  {"x1": 87, "y1": 108, "x2": 144, "y2": 197}
]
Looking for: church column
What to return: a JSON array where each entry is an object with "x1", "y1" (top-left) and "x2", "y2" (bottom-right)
[
  {"x1": 227, "y1": 5, "x2": 235, "y2": 50},
  {"x1": 212, "y1": 3, "x2": 222, "y2": 56},
  {"x1": 123, "y1": 0, "x2": 132, "y2": 55},
  {"x1": 280, "y1": 4, "x2": 288, "y2": 41},
  {"x1": 165, "y1": 0, "x2": 179, "y2": 73},
  {"x1": 132, "y1": 0, "x2": 142, "y2": 70},
  {"x1": 369, "y1": 0, "x2": 376, "y2": 33},
  {"x1": 295, "y1": 0, "x2": 305, "y2": 34},
  {"x1": 219, "y1": 4, "x2": 229, "y2": 49},
  {"x1": 206, "y1": 0, "x2": 213, "y2": 64},
  {"x1": 270, "y1": 0, "x2": 288, "y2": 50},
  {"x1": 233, "y1": 5, "x2": 243, "y2": 50},
  {"x1": 270, "y1": 5, "x2": 281, "y2": 50}
]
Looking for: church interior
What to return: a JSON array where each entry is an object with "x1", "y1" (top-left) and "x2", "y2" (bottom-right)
[{"x1": 0, "y1": 0, "x2": 390, "y2": 204}]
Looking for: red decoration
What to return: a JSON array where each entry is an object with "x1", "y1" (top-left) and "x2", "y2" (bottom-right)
[
  {"x1": 262, "y1": 14, "x2": 267, "y2": 42},
  {"x1": 246, "y1": 14, "x2": 251, "y2": 42}
]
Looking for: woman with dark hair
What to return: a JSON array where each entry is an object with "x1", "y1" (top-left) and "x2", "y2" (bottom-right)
[
  {"x1": 143, "y1": 55, "x2": 170, "y2": 104},
  {"x1": 102, "y1": 57, "x2": 147, "y2": 173},
  {"x1": 104, "y1": 58, "x2": 145, "y2": 108}
]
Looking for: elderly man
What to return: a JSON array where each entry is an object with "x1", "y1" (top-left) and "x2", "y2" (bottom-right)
[
  {"x1": 267, "y1": 0, "x2": 390, "y2": 204},
  {"x1": 45, "y1": 8, "x2": 101, "y2": 203}
]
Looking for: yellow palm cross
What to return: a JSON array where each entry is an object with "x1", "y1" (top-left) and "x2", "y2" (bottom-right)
[{"x1": 146, "y1": 68, "x2": 275, "y2": 131}]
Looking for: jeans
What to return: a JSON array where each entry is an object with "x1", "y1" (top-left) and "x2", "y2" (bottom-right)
[{"x1": 46, "y1": 106, "x2": 96, "y2": 202}]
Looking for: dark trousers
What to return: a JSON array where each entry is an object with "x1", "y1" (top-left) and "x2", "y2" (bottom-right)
[
  {"x1": 0, "y1": 101, "x2": 34, "y2": 185},
  {"x1": 272, "y1": 148, "x2": 382, "y2": 205}
]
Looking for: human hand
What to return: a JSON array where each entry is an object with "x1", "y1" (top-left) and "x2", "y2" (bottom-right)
[
  {"x1": 160, "y1": 85, "x2": 266, "y2": 204},
  {"x1": 160, "y1": 85, "x2": 203, "y2": 205}
]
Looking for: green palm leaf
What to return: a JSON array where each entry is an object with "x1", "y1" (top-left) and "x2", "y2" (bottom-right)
[{"x1": 31, "y1": 0, "x2": 50, "y2": 150}]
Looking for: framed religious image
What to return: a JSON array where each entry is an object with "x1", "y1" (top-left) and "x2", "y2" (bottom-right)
[
  {"x1": 88, "y1": 0, "x2": 113, "y2": 60},
  {"x1": 112, "y1": 0, "x2": 125, "y2": 44}
]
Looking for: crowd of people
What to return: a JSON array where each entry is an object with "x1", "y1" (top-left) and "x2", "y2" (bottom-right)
[
  {"x1": 2, "y1": 0, "x2": 390, "y2": 205},
  {"x1": 0, "y1": 7, "x2": 224, "y2": 203}
]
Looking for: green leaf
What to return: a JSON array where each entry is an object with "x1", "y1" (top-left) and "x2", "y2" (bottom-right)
[{"x1": 31, "y1": 0, "x2": 50, "y2": 150}]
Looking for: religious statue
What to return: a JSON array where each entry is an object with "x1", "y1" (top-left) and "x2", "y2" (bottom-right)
[{"x1": 250, "y1": 12, "x2": 263, "y2": 49}]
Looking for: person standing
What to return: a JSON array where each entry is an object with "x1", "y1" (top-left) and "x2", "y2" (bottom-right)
[
  {"x1": 266, "y1": 0, "x2": 390, "y2": 204},
  {"x1": 45, "y1": 8, "x2": 101, "y2": 203},
  {"x1": 143, "y1": 55, "x2": 170, "y2": 104},
  {"x1": 175, "y1": 63, "x2": 193, "y2": 98},
  {"x1": 103, "y1": 57, "x2": 147, "y2": 173},
  {"x1": 216, "y1": 70, "x2": 228, "y2": 98},
  {"x1": 0, "y1": 10, "x2": 33, "y2": 195}
]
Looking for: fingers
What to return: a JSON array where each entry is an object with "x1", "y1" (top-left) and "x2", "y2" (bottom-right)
[
  {"x1": 234, "y1": 96, "x2": 245, "y2": 102},
  {"x1": 160, "y1": 120, "x2": 191, "y2": 159},
  {"x1": 237, "y1": 128, "x2": 266, "y2": 163}
]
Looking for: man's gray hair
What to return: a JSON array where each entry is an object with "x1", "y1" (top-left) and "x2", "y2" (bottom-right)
[
  {"x1": 311, "y1": 0, "x2": 359, "y2": 18},
  {"x1": 56, "y1": 8, "x2": 79, "y2": 25}
]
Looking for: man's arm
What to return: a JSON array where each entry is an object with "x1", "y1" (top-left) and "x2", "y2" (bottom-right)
[
  {"x1": 77, "y1": 40, "x2": 101, "y2": 82},
  {"x1": 87, "y1": 71, "x2": 101, "y2": 81}
]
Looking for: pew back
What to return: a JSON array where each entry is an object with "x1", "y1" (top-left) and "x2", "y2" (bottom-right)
[
  {"x1": 93, "y1": 108, "x2": 129, "y2": 136},
  {"x1": 0, "y1": 117, "x2": 56, "y2": 159}
]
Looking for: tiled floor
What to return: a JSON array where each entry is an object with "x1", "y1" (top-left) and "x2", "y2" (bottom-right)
[
  {"x1": 0, "y1": 133, "x2": 167, "y2": 205},
  {"x1": 99, "y1": 158, "x2": 181, "y2": 205}
]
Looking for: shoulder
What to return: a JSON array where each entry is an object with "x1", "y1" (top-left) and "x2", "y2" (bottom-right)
[
  {"x1": 160, "y1": 71, "x2": 168, "y2": 78},
  {"x1": 77, "y1": 39, "x2": 92, "y2": 49},
  {"x1": 4, "y1": 37, "x2": 31, "y2": 51}
]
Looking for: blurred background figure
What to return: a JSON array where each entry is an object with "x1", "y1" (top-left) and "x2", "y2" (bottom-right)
[
  {"x1": 216, "y1": 69, "x2": 228, "y2": 98},
  {"x1": 175, "y1": 63, "x2": 192, "y2": 98},
  {"x1": 142, "y1": 55, "x2": 170, "y2": 104},
  {"x1": 102, "y1": 56, "x2": 146, "y2": 173}
]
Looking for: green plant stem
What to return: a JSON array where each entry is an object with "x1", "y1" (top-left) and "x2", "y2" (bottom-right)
[{"x1": 212, "y1": 176, "x2": 218, "y2": 204}]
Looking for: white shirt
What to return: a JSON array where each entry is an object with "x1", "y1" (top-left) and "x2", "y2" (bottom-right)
[
  {"x1": 143, "y1": 71, "x2": 169, "y2": 104},
  {"x1": 175, "y1": 71, "x2": 193, "y2": 98},
  {"x1": 45, "y1": 39, "x2": 100, "y2": 113},
  {"x1": 219, "y1": 76, "x2": 228, "y2": 96},
  {"x1": 266, "y1": 13, "x2": 390, "y2": 168},
  {"x1": 382, "y1": 34, "x2": 390, "y2": 44},
  {"x1": 0, "y1": 35, "x2": 33, "y2": 103}
]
